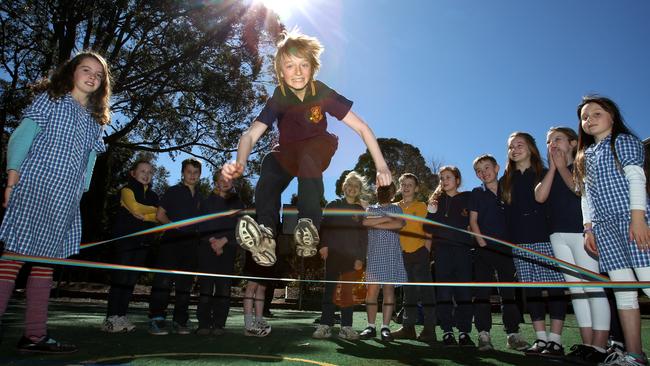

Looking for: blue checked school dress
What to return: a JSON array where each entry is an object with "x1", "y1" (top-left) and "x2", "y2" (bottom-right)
[
  {"x1": 0, "y1": 93, "x2": 106, "y2": 259},
  {"x1": 584, "y1": 133, "x2": 650, "y2": 272},
  {"x1": 365, "y1": 203, "x2": 408, "y2": 283}
]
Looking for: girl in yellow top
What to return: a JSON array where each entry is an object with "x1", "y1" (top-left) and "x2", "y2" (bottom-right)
[{"x1": 101, "y1": 160, "x2": 159, "y2": 333}]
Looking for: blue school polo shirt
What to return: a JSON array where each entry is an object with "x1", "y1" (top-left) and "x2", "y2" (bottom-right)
[
  {"x1": 468, "y1": 184, "x2": 509, "y2": 248},
  {"x1": 255, "y1": 80, "x2": 353, "y2": 146},
  {"x1": 547, "y1": 164, "x2": 582, "y2": 234},
  {"x1": 503, "y1": 168, "x2": 551, "y2": 244}
]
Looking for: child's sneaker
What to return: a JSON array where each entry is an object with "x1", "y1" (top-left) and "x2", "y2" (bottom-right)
[
  {"x1": 312, "y1": 324, "x2": 332, "y2": 339},
  {"x1": 245, "y1": 320, "x2": 271, "y2": 337},
  {"x1": 339, "y1": 326, "x2": 360, "y2": 341},
  {"x1": 477, "y1": 331, "x2": 494, "y2": 351},
  {"x1": 118, "y1": 316, "x2": 136, "y2": 332},
  {"x1": 236, "y1": 216, "x2": 277, "y2": 266},
  {"x1": 100, "y1": 315, "x2": 123, "y2": 333},
  {"x1": 173, "y1": 321, "x2": 191, "y2": 335},
  {"x1": 294, "y1": 218, "x2": 319, "y2": 257},
  {"x1": 458, "y1": 332, "x2": 476, "y2": 347},
  {"x1": 442, "y1": 332, "x2": 457, "y2": 347},
  {"x1": 148, "y1": 317, "x2": 168, "y2": 336},
  {"x1": 599, "y1": 352, "x2": 649, "y2": 366},
  {"x1": 16, "y1": 335, "x2": 77, "y2": 354},
  {"x1": 507, "y1": 333, "x2": 531, "y2": 351}
]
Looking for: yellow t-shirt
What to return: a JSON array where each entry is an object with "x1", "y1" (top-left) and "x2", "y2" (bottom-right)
[{"x1": 398, "y1": 200, "x2": 428, "y2": 253}]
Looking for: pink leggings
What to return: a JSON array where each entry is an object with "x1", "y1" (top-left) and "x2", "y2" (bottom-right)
[{"x1": 0, "y1": 259, "x2": 53, "y2": 341}]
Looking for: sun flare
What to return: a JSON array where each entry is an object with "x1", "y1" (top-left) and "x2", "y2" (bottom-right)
[{"x1": 254, "y1": 0, "x2": 305, "y2": 20}]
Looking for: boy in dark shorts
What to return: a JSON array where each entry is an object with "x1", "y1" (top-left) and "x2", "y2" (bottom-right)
[{"x1": 222, "y1": 30, "x2": 391, "y2": 266}]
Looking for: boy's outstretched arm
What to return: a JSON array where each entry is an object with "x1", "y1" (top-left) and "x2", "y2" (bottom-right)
[
  {"x1": 222, "y1": 121, "x2": 268, "y2": 181},
  {"x1": 341, "y1": 111, "x2": 392, "y2": 187}
]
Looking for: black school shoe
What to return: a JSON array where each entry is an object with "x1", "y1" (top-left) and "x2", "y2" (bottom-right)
[
  {"x1": 564, "y1": 344, "x2": 608, "y2": 365},
  {"x1": 17, "y1": 335, "x2": 77, "y2": 354},
  {"x1": 525, "y1": 339, "x2": 548, "y2": 356},
  {"x1": 442, "y1": 332, "x2": 458, "y2": 347},
  {"x1": 458, "y1": 332, "x2": 476, "y2": 347},
  {"x1": 359, "y1": 326, "x2": 377, "y2": 340},
  {"x1": 380, "y1": 328, "x2": 394, "y2": 342},
  {"x1": 540, "y1": 341, "x2": 564, "y2": 358}
]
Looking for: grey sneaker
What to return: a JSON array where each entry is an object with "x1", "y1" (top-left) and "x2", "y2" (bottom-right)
[
  {"x1": 477, "y1": 331, "x2": 494, "y2": 351},
  {"x1": 339, "y1": 326, "x2": 360, "y2": 341},
  {"x1": 312, "y1": 324, "x2": 332, "y2": 339},
  {"x1": 294, "y1": 218, "x2": 319, "y2": 257},
  {"x1": 117, "y1": 316, "x2": 136, "y2": 332},
  {"x1": 507, "y1": 332, "x2": 530, "y2": 351},
  {"x1": 599, "y1": 352, "x2": 649, "y2": 366},
  {"x1": 236, "y1": 216, "x2": 276, "y2": 266},
  {"x1": 101, "y1": 316, "x2": 124, "y2": 333},
  {"x1": 244, "y1": 319, "x2": 271, "y2": 337},
  {"x1": 148, "y1": 317, "x2": 169, "y2": 336},
  {"x1": 173, "y1": 321, "x2": 191, "y2": 335}
]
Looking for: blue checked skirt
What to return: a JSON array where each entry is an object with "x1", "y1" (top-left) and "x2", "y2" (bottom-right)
[
  {"x1": 594, "y1": 219, "x2": 650, "y2": 272},
  {"x1": 0, "y1": 94, "x2": 105, "y2": 259},
  {"x1": 365, "y1": 204, "x2": 408, "y2": 284},
  {"x1": 512, "y1": 241, "x2": 566, "y2": 283}
]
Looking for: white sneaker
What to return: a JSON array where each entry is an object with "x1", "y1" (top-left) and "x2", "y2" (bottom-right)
[
  {"x1": 294, "y1": 218, "x2": 319, "y2": 257},
  {"x1": 245, "y1": 319, "x2": 272, "y2": 337},
  {"x1": 339, "y1": 326, "x2": 360, "y2": 341},
  {"x1": 478, "y1": 331, "x2": 494, "y2": 351},
  {"x1": 236, "y1": 215, "x2": 276, "y2": 266},
  {"x1": 101, "y1": 315, "x2": 129, "y2": 333},
  {"x1": 312, "y1": 324, "x2": 332, "y2": 339},
  {"x1": 599, "y1": 352, "x2": 649, "y2": 366},
  {"x1": 507, "y1": 332, "x2": 530, "y2": 351},
  {"x1": 117, "y1": 316, "x2": 136, "y2": 332}
]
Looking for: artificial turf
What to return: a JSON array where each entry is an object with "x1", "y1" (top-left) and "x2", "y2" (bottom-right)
[{"x1": 1, "y1": 298, "x2": 649, "y2": 365}]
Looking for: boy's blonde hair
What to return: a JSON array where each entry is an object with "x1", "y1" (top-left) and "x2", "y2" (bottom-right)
[
  {"x1": 342, "y1": 171, "x2": 368, "y2": 203},
  {"x1": 274, "y1": 29, "x2": 323, "y2": 84}
]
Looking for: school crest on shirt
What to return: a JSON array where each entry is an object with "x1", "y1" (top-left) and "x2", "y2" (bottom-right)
[
  {"x1": 461, "y1": 208, "x2": 469, "y2": 217},
  {"x1": 308, "y1": 105, "x2": 323, "y2": 123}
]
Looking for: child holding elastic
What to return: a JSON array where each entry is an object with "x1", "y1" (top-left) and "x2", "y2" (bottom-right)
[
  {"x1": 312, "y1": 171, "x2": 368, "y2": 341},
  {"x1": 359, "y1": 183, "x2": 407, "y2": 342},
  {"x1": 0, "y1": 51, "x2": 111, "y2": 353},
  {"x1": 574, "y1": 96, "x2": 650, "y2": 366},
  {"x1": 426, "y1": 166, "x2": 475, "y2": 348},
  {"x1": 195, "y1": 172, "x2": 244, "y2": 335},
  {"x1": 501, "y1": 132, "x2": 567, "y2": 357},
  {"x1": 534, "y1": 126, "x2": 610, "y2": 363},
  {"x1": 102, "y1": 159, "x2": 159, "y2": 333}
]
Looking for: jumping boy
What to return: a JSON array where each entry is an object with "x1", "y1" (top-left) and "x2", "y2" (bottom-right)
[
  {"x1": 468, "y1": 154, "x2": 529, "y2": 351},
  {"x1": 393, "y1": 173, "x2": 437, "y2": 343},
  {"x1": 222, "y1": 30, "x2": 391, "y2": 266}
]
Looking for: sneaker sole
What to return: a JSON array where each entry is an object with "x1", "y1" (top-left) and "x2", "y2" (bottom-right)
[
  {"x1": 236, "y1": 216, "x2": 262, "y2": 251},
  {"x1": 148, "y1": 331, "x2": 169, "y2": 336},
  {"x1": 237, "y1": 216, "x2": 277, "y2": 266},
  {"x1": 294, "y1": 221, "x2": 319, "y2": 257}
]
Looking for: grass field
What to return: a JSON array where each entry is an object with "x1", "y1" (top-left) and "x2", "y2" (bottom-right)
[{"x1": 2, "y1": 298, "x2": 649, "y2": 366}]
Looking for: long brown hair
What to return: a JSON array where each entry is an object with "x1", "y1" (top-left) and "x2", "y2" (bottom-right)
[
  {"x1": 32, "y1": 51, "x2": 112, "y2": 125},
  {"x1": 430, "y1": 166, "x2": 461, "y2": 203},
  {"x1": 573, "y1": 95, "x2": 649, "y2": 195},
  {"x1": 500, "y1": 132, "x2": 545, "y2": 205}
]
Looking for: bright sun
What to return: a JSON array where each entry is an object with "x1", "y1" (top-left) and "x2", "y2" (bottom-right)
[{"x1": 254, "y1": 0, "x2": 305, "y2": 20}]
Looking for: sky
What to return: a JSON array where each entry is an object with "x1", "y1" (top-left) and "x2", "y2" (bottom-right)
[{"x1": 166, "y1": 0, "x2": 650, "y2": 203}]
